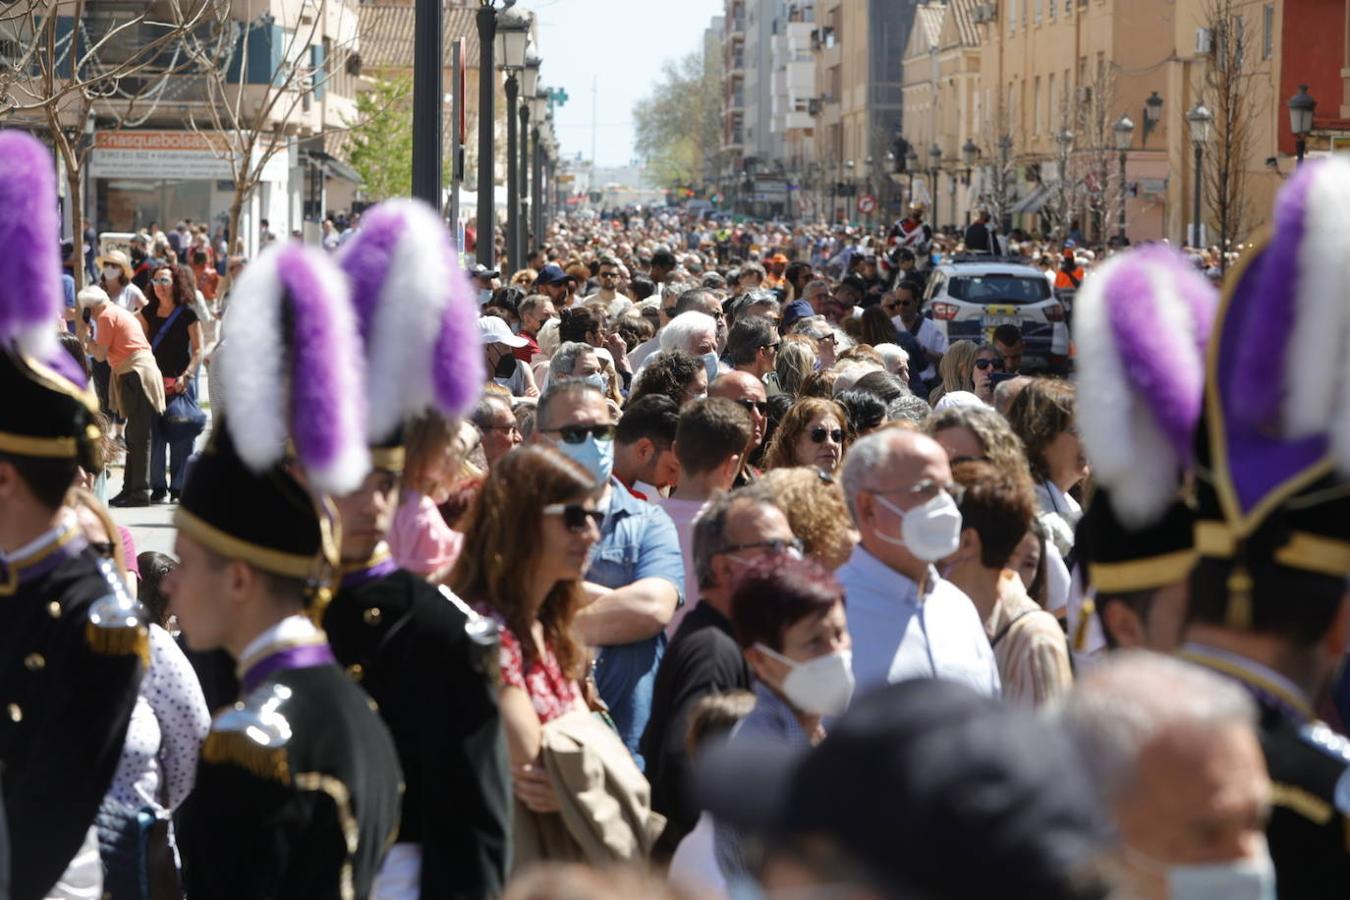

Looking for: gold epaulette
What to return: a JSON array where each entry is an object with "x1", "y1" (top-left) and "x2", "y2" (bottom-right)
[
  {"x1": 204, "y1": 683, "x2": 295, "y2": 785},
  {"x1": 84, "y1": 567, "x2": 151, "y2": 667}
]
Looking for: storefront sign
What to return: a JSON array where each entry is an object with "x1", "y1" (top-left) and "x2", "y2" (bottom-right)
[{"x1": 90, "y1": 131, "x2": 288, "y2": 182}]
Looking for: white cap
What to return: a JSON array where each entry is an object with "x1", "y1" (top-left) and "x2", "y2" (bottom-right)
[{"x1": 477, "y1": 315, "x2": 528, "y2": 348}]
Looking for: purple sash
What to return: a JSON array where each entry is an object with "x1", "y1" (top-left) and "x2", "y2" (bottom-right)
[
  {"x1": 339, "y1": 556, "x2": 398, "y2": 590},
  {"x1": 240, "y1": 643, "x2": 337, "y2": 694},
  {"x1": 0, "y1": 532, "x2": 89, "y2": 590}
]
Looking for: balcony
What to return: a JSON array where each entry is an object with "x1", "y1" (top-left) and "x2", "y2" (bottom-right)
[
  {"x1": 727, "y1": 15, "x2": 746, "y2": 35},
  {"x1": 727, "y1": 89, "x2": 745, "y2": 110}
]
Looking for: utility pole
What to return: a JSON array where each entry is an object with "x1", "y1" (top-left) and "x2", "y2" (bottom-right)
[
  {"x1": 411, "y1": 0, "x2": 444, "y2": 211},
  {"x1": 475, "y1": 4, "x2": 497, "y2": 267}
]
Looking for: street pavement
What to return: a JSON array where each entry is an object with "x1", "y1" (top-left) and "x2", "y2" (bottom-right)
[{"x1": 106, "y1": 370, "x2": 213, "y2": 558}]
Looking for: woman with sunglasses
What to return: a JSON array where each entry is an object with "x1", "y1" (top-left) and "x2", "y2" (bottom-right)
[
  {"x1": 449, "y1": 445, "x2": 604, "y2": 819},
  {"x1": 137, "y1": 263, "x2": 204, "y2": 504},
  {"x1": 971, "y1": 344, "x2": 1005, "y2": 405},
  {"x1": 762, "y1": 397, "x2": 851, "y2": 475}
]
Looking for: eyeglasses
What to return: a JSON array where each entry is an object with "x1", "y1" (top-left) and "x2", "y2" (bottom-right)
[
  {"x1": 542, "y1": 503, "x2": 605, "y2": 533},
  {"x1": 761, "y1": 341, "x2": 781, "y2": 352},
  {"x1": 543, "y1": 423, "x2": 617, "y2": 444},
  {"x1": 152, "y1": 276, "x2": 174, "y2": 286},
  {"x1": 883, "y1": 301, "x2": 902, "y2": 312},
  {"x1": 974, "y1": 358, "x2": 1005, "y2": 372},
  {"x1": 718, "y1": 537, "x2": 805, "y2": 557},
  {"x1": 735, "y1": 399, "x2": 769, "y2": 415},
  {"x1": 810, "y1": 427, "x2": 844, "y2": 444},
  {"x1": 599, "y1": 271, "x2": 619, "y2": 279},
  {"x1": 869, "y1": 479, "x2": 965, "y2": 506}
]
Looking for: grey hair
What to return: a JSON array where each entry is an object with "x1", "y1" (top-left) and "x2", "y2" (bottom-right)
[
  {"x1": 1059, "y1": 651, "x2": 1257, "y2": 803},
  {"x1": 536, "y1": 316, "x2": 562, "y2": 359},
  {"x1": 550, "y1": 341, "x2": 595, "y2": 380},
  {"x1": 660, "y1": 311, "x2": 718, "y2": 354},
  {"x1": 839, "y1": 430, "x2": 901, "y2": 522},
  {"x1": 536, "y1": 378, "x2": 606, "y2": 431},
  {"x1": 872, "y1": 342, "x2": 910, "y2": 372},
  {"x1": 887, "y1": 394, "x2": 931, "y2": 425},
  {"x1": 470, "y1": 393, "x2": 514, "y2": 429},
  {"x1": 691, "y1": 491, "x2": 776, "y2": 591},
  {"x1": 662, "y1": 280, "x2": 695, "y2": 302}
]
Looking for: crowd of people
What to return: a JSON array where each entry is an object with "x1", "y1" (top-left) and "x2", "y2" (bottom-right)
[{"x1": 3, "y1": 122, "x2": 1350, "y2": 900}]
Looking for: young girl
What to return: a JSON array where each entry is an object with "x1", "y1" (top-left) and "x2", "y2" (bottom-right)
[{"x1": 387, "y1": 413, "x2": 475, "y2": 578}]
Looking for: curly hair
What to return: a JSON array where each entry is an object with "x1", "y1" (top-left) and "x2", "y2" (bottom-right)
[
  {"x1": 1005, "y1": 377, "x2": 1076, "y2": 481},
  {"x1": 627, "y1": 349, "x2": 703, "y2": 408},
  {"x1": 928, "y1": 339, "x2": 979, "y2": 404},
  {"x1": 774, "y1": 338, "x2": 817, "y2": 398},
  {"x1": 750, "y1": 468, "x2": 858, "y2": 570},
  {"x1": 149, "y1": 263, "x2": 196, "y2": 309},
  {"x1": 762, "y1": 396, "x2": 850, "y2": 470},
  {"x1": 449, "y1": 445, "x2": 597, "y2": 680},
  {"x1": 924, "y1": 403, "x2": 1032, "y2": 481}
]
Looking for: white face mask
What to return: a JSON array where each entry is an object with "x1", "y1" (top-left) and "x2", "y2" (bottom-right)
[
  {"x1": 871, "y1": 490, "x2": 963, "y2": 562},
  {"x1": 103, "y1": 265, "x2": 122, "y2": 282},
  {"x1": 582, "y1": 372, "x2": 607, "y2": 393},
  {"x1": 1128, "y1": 843, "x2": 1276, "y2": 900},
  {"x1": 753, "y1": 643, "x2": 855, "y2": 716},
  {"x1": 700, "y1": 351, "x2": 720, "y2": 383}
]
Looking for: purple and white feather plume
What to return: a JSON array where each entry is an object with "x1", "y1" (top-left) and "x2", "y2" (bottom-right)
[
  {"x1": 0, "y1": 131, "x2": 62, "y2": 360},
  {"x1": 1073, "y1": 245, "x2": 1217, "y2": 527},
  {"x1": 218, "y1": 242, "x2": 370, "y2": 495},
  {"x1": 337, "y1": 198, "x2": 485, "y2": 442},
  {"x1": 1232, "y1": 156, "x2": 1350, "y2": 473}
]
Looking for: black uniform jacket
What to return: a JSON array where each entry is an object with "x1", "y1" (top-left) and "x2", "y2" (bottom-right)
[
  {"x1": 325, "y1": 565, "x2": 511, "y2": 898},
  {"x1": 0, "y1": 537, "x2": 145, "y2": 900},
  {"x1": 176, "y1": 659, "x2": 403, "y2": 900}
]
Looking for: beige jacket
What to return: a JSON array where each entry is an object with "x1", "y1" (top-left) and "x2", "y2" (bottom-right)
[
  {"x1": 511, "y1": 710, "x2": 666, "y2": 872},
  {"x1": 110, "y1": 349, "x2": 166, "y2": 416}
]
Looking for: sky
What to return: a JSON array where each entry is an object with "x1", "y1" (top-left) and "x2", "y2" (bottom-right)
[{"x1": 516, "y1": 0, "x2": 725, "y2": 168}]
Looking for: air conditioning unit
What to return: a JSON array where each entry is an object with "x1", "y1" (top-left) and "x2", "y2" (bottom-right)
[
  {"x1": 1195, "y1": 27, "x2": 1213, "y2": 54},
  {"x1": 808, "y1": 98, "x2": 822, "y2": 115}
]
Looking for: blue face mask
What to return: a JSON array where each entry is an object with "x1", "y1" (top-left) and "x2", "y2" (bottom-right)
[
  {"x1": 478, "y1": 288, "x2": 493, "y2": 306},
  {"x1": 701, "y1": 351, "x2": 720, "y2": 383},
  {"x1": 556, "y1": 433, "x2": 614, "y2": 485},
  {"x1": 1128, "y1": 843, "x2": 1276, "y2": 900},
  {"x1": 583, "y1": 372, "x2": 607, "y2": 393}
]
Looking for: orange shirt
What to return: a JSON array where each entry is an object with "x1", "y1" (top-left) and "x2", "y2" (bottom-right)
[{"x1": 94, "y1": 303, "x2": 151, "y2": 370}]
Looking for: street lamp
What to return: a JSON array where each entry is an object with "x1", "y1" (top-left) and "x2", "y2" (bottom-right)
[
  {"x1": 474, "y1": 0, "x2": 520, "y2": 267},
  {"x1": 1288, "y1": 84, "x2": 1316, "y2": 165},
  {"x1": 961, "y1": 138, "x2": 979, "y2": 186},
  {"x1": 998, "y1": 134, "x2": 1013, "y2": 232},
  {"x1": 1113, "y1": 115, "x2": 1135, "y2": 244},
  {"x1": 1186, "y1": 102, "x2": 1213, "y2": 248},
  {"x1": 928, "y1": 143, "x2": 942, "y2": 229},
  {"x1": 518, "y1": 55, "x2": 540, "y2": 261},
  {"x1": 1141, "y1": 91, "x2": 1164, "y2": 147},
  {"x1": 413, "y1": 0, "x2": 445, "y2": 211},
  {"x1": 494, "y1": 5, "x2": 529, "y2": 272},
  {"x1": 530, "y1": 87, "x2": 547, "y2": 245},
  {"x1": 906, "y1": 145, "x2": 919, "y2": 207}
]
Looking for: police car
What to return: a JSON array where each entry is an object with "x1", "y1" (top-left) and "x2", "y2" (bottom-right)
[{"x1": 920, "y1": 256, "x2": 1070, "y2": 372}]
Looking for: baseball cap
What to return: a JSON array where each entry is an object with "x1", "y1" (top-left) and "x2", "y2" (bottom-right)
[
  {"x1": 535, "y1": 263, "x2": 569, "y2": 286},
  {"x1": 470, "y1": 263, "x2": 500, "y2": 280},
  {"x1": 695, "y1": 680, "x2": 1110, "y2": 899},
  {"x1": 780, "y1": 300, "x2": 814, "y2": 331},
  {"x1": 477, "y1": 315, "x2": 528, "y2": 348}
]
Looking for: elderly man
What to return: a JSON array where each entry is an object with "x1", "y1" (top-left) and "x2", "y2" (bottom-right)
[
  {"x1": 835, "y1": 429, "x2": 999, "y2": 696},
  {"x1": 802, "y1": 278, "x2": 832, "y2": 315},
  {"x1": 641, "y1": 491, "x2": 798, "y2": 859},
  {"x1": 548, "y1": 340, "x2": 604, "y2": 390},
  {"x1": 530, "y1": 379, "x2": 684, "y2": 767},
  {"x1": 1063, "y1": 653, "x2": 1273, "y2": 899},
  {"x1": 514, "y1": 293, "x2": 556, "y2": 363},
  {"x1": 628, "y1": 282, "x2": 692, "y2": 369},
  {"x1": 655, "y1": 311, "x2": 719, "y2": 377},
  {"x1": 469, "y1": 393, "x2": 522, "y2": 470}
]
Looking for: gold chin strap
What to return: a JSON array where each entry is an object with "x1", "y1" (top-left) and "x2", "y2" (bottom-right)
[
  {"x1": 305, "y1": 493, "x2": 343, "y2": 626},
  {"x1": 66, "y1": 486, "x2": 129, "y2": 584}
]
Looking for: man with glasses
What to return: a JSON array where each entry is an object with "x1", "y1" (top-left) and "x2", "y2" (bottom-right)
[
  {"x1": 641, "y1": 491, "x2": 800, "y2": 859},
  {"x1": 530, "y1": 379, "x2": 684, "y2": 768},
  {"x1": 836, "y1": 429, "x2": 1000, "y2": 696},
  {"x1": 470, "y1": 393, "x2": 522, "y2": 470},
  {"x1": 890, "y1": 279, "x2": 946, "y2": 388},
  {"x1": 708, "y1": 371, "x2": 769, "y2": 484},
  {"x1": 723, "y1": 316, "x2": 779, "y2": 382}
]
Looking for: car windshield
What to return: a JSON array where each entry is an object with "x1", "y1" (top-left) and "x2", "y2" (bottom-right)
[{"x1": 946, "y1": 274, "x2": 1051, "y2": 304}]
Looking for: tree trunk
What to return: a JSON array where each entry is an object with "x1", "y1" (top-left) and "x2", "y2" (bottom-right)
[{"x1": 67, "y1": 167, "x2": 86, "y2": 293}]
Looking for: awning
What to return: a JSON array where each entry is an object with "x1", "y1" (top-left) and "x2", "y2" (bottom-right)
[
  {"x1": 1010, "y1": 184, "x2": 1051, "y2": 215},
  {"x1": 308, "y1": 149, "x2": 362, "y2": 185}
]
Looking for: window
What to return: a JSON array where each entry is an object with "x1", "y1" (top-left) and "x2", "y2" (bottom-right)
[
  {"x1": 947, "y1": 275, "x2": 1051, "y2": 303},
  {"x1": 1262, "y1": 4, "x2": 1273, "y2": 59},
  {"x1": 1035, "y1": 0, "x2": 1042, "y2": 23},
  {"x1": 1009, "y1": 0, "x2": 1017, "y2": 32},
  {"x1": 1034, "y1": 77, "x2": 1042, "y2": 132},
  {"x1": 1048, "y1": 73, "x2": 1056, "y2": 128}
]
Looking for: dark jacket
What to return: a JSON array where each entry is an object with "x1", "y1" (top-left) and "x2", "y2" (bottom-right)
[{"x1": 324, "y1": 569, "x2": 511, "y2": 899}]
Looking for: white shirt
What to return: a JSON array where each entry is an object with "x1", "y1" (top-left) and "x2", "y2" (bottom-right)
[
  {"x1": 836, "y1": 545, "x2": 1001, "y2": 697},
  {"x1": 668, "y1": 812, "x2": 726, "y2": 898},
  {"x1": 900, "y1": 316, "x2": 947, "y2": 381},
  {"x1": 628, "y1": 335, "x2": 662, "y2": 371}
]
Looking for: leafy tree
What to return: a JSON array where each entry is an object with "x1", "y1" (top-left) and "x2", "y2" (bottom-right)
[
  {"x1": 633, "y1": 44, "x2": 722, "y2": 190},
  {"x1": 346, "y1": 77, "x2": 414, "y2": 201}
]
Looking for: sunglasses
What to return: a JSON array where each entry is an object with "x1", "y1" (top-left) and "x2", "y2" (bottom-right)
[
  {"x1": 735, "y1": 399, "x2": 769, "y2": 415},
  {"x1": 974, "y1": 358, "x2": 1005, "y2": 371},
  {"x1": 762, "y1": 341, "x2": 781, "y2": 352},
  {"x1": 810, "y1": 427, "x2": 845, "y2": 444},
  {"x1": 883, "y1": 301, "x2": 902, "y2": 312},
  {"x1": 152, "y1": 277, "x2": 174, "y2": 285},
  {"x1": 542, "y1": 503, "x2": 605, "y2": 533},
  {"x1": 545, "y1": 423, "x2": 617, "y2": 444},
  {"x1": 599, "y1": 271, "x2": 619, "y2": 278}
]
